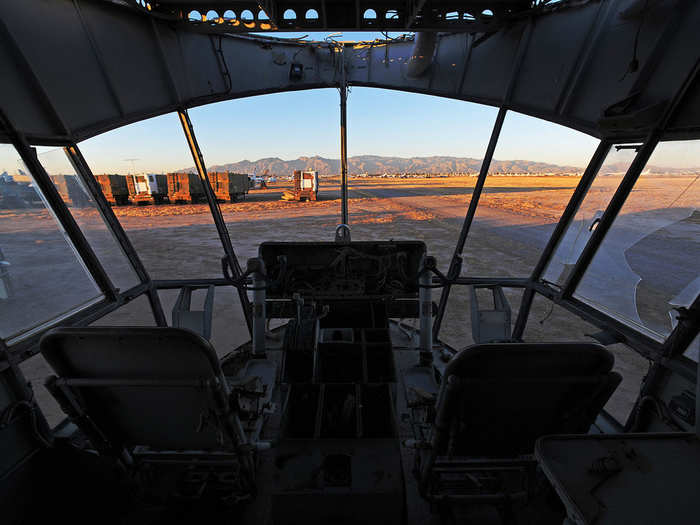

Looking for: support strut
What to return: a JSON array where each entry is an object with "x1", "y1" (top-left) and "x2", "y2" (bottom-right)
[
  {"x1": 511, "y1": 140, "x2": 612, "y2": 339},
  {"x1": 339, "y1": 48, "x2": 349, "y2": 227},
  {"x1": 178, "y1": 109, "x2": 253, "y2": 336},
  {"x1": 65, "y1": 145, "x2": 168, "y2": 327},
  {"x1": 433, "y1": 108, "x2": 507, "y2": 338}
]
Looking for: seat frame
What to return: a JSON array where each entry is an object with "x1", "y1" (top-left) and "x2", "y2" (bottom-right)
[
  {"x1": 413, "y1": 342, "x2": 622, "y2": 504},
  {"x1": 40, "y1": 326, "x2": 256, "y2": 501}
]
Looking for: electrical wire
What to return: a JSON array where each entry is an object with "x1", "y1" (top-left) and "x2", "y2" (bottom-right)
[
  {"x1": 209, "y1": 35, "x2": 232, "y2": 93},
  {"x1": 619, "y1": 0, "x2": 649, "y2": 82},
  {"x1": 665, "y1": 173, "x2": 699, "y2": 209},
  {"x1": 539, "y1": 300, "x2": 555, "y2": 325}
]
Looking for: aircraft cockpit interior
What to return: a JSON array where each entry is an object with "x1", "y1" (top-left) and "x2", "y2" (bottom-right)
[{"x1": 1, "y1": 1, "x2": 699, "y2": 524}]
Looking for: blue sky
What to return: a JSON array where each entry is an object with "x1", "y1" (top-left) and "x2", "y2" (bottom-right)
[{"x1": 68, "y1": 88, "x2": 600, "y2": 174}]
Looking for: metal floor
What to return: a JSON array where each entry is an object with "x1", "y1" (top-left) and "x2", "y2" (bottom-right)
[{"x1": 217, "y1": 320, "x2": 440, "y2": 525}]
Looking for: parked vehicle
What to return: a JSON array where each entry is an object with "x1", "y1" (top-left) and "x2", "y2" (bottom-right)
[
  {"x1": 282, "y1": 170, "x2": 318, "y2": 201},
  {"x1": 126, "y1": 173, "x2": 168, "y2": 205}
]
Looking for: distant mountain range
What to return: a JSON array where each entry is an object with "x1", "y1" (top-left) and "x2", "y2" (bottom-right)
[
  {"x1": 186, "y1": 155, "x2": 582, "y2": 175},
  {"x1": 183, "y1": 155, "x2": 698, "y2": 176}
]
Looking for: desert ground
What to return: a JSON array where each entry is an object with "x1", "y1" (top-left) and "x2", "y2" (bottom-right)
[{"x1": 2, "y1": 174, "x2": 698, "y2": 426}]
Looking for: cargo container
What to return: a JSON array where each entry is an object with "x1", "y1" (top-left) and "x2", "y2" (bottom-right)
[
  {"x1": 167, "y1": 172, "x2": 205, "y2": 203},
  {"x1": 126, "y1": 173, "x2": 168, "y2": 205},
  {"x1": 95, "y1": 174, "x2": 129, "y2": 205},
  {"x1": 50, "y1": 174, "x2": 92, "y2": 208},
  {"x1": 208, "y1": 172, "x2": 249, "y2": 202}
]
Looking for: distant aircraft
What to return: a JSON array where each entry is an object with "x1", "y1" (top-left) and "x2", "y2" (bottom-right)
[{"x1": 248, "y1": 170, "x2": 269, "y2": 189}]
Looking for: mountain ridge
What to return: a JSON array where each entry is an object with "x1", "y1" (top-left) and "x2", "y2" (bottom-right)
[
  {"x1": 185, "y1": 155, "x2": 583, "y2": 175},
  {"x1": 180, "y1": 155, "x2": 697, "y2": 176}
]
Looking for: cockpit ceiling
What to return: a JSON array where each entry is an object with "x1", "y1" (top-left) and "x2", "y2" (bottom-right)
[
  {"x1": 1, "y1": 1, "x2": 700, "y2": 144},
  {"x1": 126, "y1": 0, "x2": 544, "y2": 33}
]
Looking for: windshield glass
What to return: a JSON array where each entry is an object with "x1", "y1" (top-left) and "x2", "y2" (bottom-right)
[
  {"x1": 346, "y1": 88, "x2": 498, "y2": 272},
  {"x1": 0, "y1": 144, "x2": 102, "y2": 341},
  {"x1": 464, "y1": 111, "x2": 598, "y2": 277},
  {"x1": 79, "y1": 113, "x2": 227, "y2": 280},
  {"x1": 36, "y1": 146, "x2": 140, "y2": 292},
  {"x1": 575, "y1": 140, "x2": 700, "y2": 340},
  {"x1": 188, "y1": 89, "x2": 341, "y2": 262},
  {"x1": 543, "y1": 145, "x2": 637, "y2": 285}
]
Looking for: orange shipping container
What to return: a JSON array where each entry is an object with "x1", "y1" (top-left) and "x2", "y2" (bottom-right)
[
  {"x1": 167, "y1": 172, "x2": 204, "y2": 203},
  {"x1": 95, "y1": 174, "x2": 129, "y2": 205},
  {"x1": 207, "y1": 172, "x2": 249, "y2": 202}
]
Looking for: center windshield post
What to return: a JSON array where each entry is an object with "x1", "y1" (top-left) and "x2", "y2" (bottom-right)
[{"x1": 339, "y1": 46, "x2": 349, "y2": 227}]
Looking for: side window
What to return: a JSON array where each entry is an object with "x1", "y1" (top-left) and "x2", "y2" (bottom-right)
[
  {"x1": 542, "y1": 145, "x2": 637, "y2": 285},
  {"x1": 0, "y1": 144, "x2": 101, "y2": 342},
  {"x1": 36, "y1": 147, "x2": 140, "y2": 292},
  {"x1": 575, "y1": 140, "x2": 699, "y2": 340}
]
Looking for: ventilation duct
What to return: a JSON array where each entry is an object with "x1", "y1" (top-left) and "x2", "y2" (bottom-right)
[{"x1": 406, "y1": 32, "x2": 437, "y2": 78}]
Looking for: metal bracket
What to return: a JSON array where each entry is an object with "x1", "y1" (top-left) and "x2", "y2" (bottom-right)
[
  {"x1": 470, "y1": 285, "x2": 512, "y2": 344},
  {"x1": 172, "y1": 285, "x2": 215, "y2": 340}
]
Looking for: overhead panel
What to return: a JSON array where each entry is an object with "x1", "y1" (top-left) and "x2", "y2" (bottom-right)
[
  {"x1": 81, "y1": 3, "x2": 175, "y2": 118},
  {"x1": 355, "y1": 38, "x2": 433, "y2": 93},
  {"x1": 646, "y1": 2, "x2": 700, "y2": 137},
  {"x1": 215, "y1": 34, "x2": 325, "y2": 95},
  {"x1": 2, "y1": 0, "x2": 700, "y2": 143},
  {"x1": 177, "y1": 30, "x2": 232, "y2": 103},
  {"x1": 149, "y1": 20, "x2": 190, "y2": 104},
  {"x1": 458, "y1": 24, "x2": 522, "y2": 104},
  {"x1": 511, "y1": 5, "x2": 599, "y2": 116},
  {"x1": 566, "y1": 1, "x2": 661, "y2": 132},
  {"x1": 670, "y1": 81, "x2": 700, "y2": 138},
  {"x1": 0, "y1": 28, "x2": 56, "y2": 140},
  {"x1": 0, "y1": 2, "x2": 119, "y2": 135},
  {"x1": 178, "y1": 32, "x2": 320, "y2": 104},
  {"x1": 417, "y1": 32, "x2": 468, "y2": 98}
]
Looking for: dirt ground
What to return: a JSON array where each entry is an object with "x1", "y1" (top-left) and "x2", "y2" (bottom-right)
[{"x1": 4, "y1": 174, "x2": 697, "y2": 426}]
